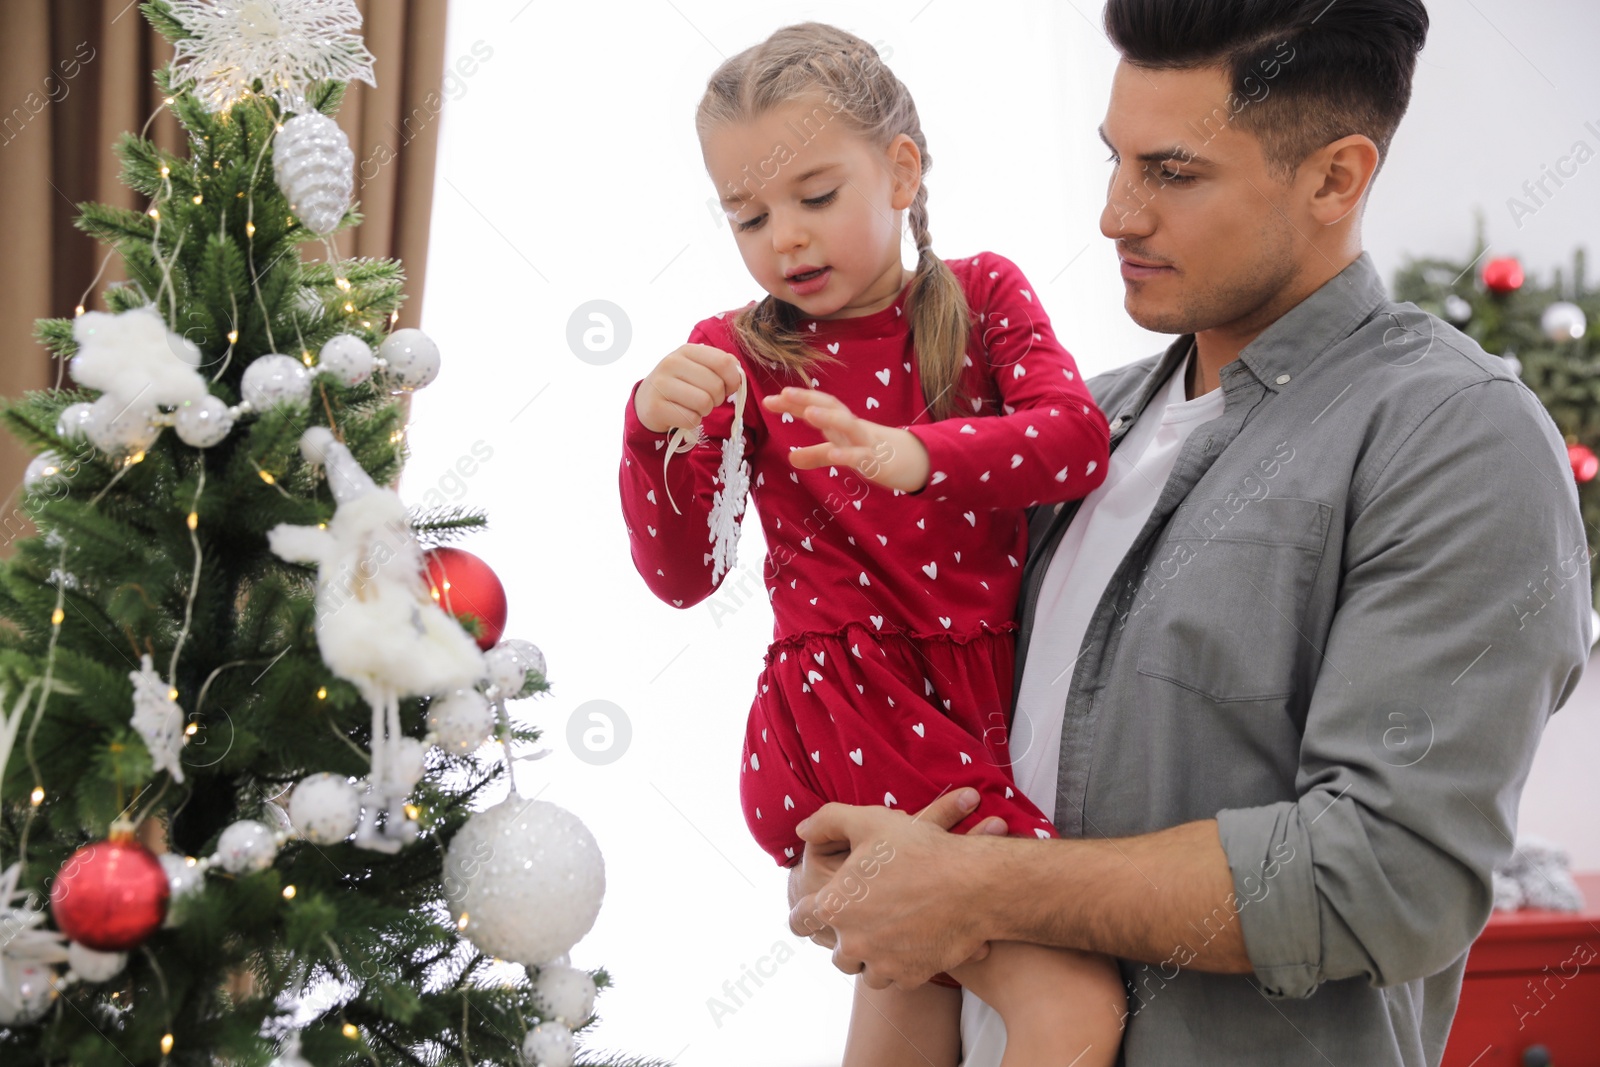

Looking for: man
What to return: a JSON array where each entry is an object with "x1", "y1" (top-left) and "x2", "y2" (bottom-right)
[{"x1": 787, "y1": 1, "x2": 1592, "y2": 1064}]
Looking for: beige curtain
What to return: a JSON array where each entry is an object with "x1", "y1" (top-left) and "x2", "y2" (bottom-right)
[{"x1": 0, "y1": 0, "x2": 449, "y2": 544}]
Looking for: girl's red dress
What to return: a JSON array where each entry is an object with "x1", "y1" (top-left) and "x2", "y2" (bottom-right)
[{"x1": 619, "y1": 251, "x2": 1108, "y2": 873}]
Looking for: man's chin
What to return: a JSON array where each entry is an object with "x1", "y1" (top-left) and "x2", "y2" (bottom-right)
[{"x1": 1124, "y1": 294, "x2": 1199, "y2": 338}]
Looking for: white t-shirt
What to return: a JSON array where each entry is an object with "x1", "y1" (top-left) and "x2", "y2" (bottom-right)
[{"x1": 959, "y1": 350, "x2": 1224, "y2": 1063}]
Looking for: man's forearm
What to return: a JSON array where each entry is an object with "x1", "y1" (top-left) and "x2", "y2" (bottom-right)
[{"x1": 977, "y1": 818, "x2": 1255, "y2": 974}]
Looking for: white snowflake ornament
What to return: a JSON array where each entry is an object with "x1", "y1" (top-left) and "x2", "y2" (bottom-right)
[
  {"x1": 129, "y1": 653, "x2": 187, "y2": 783},
  {"x1": 166, "y1": 0, "x2": 377, "y2": 113},
  {"x1": 661, "y1": 363, "x2": 749, "y2": 586}
]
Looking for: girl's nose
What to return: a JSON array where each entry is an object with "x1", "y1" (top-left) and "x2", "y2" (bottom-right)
[{"x1": 769, "y1": 210, "x2": 808, "y2": 255}]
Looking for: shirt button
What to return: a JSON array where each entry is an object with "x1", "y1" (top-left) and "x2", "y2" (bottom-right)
[
  {"x1": 1110, "y1": 417, "x2": 1125, "y2": 431},
  {"x1": 1276, "y1": 374, "x2": 1291, "y2": 385}
]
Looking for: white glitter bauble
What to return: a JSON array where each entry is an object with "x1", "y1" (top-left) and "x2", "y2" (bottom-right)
[
  {"x1": 443, "y1": 798, "x2": 606, "y2": 967},
  {"x1": 0, "y1": 957, "x2": 55, "y2": 1025},
  {"x1": 56, "y1": 401, "x2": 95, "y2": 441},
  {"x1": 274, "y1": 112, "x2": 354, "y2": 236},
  {"x1": 378, "y1": 329, "x2": 440, "y2": 391},
  {"x1": 217, "y1": 819, "x2": 279, "y2": 874},
  {"x1": 85, "y1": 394, "x2": 160, "y2": 455},
  {"x1": 288, "y1": 772, "x2": 362, "y2": 844},
  {"x1": 241, "y1": 354, "x2": 313, "y2": 410},
  {"x1": 1443, "y1": 294, "x2": 1473, "y2": 325},
  {"x1": 532, "y1": 964, "x2": 596, "y2": 1027},
  {"x1": 427, "y1": 688, "x2": 495, "y2": 754},
  {"x1": 1542, "y1": 301, "x2": 1588, "y2": 343},
  {"x1": 520, "y1": 1021, "x2": 575, "y2": 1067},
  {"x1": 501, "y1": 639, "x2": 546, "y2": 687},
  {"x1": 483, "y1": 645, "x2": 531, "y2": 697},
  {"x1": 159, "y1": 853, "x2": 204, "y2": 927},
  {"x1": 67, "y1": 942, "x2": 127, "y2": 983},
  {"x1": 24, "y1": 451, "x2": 66, "y2": 492},
  {"x1": 173, "y1": 394, "x2": 236, "y2": 448},
  {"x1": 318, "y1": 334, "x2": 374, "y2": 385}
]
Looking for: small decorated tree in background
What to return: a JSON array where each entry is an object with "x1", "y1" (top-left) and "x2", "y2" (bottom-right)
[
  {"x1": 0, "y1": 3, "x2": 658, "y2": 1066},
  {"x1": 1393, "y1": 214, "x2": 1600, "y2": 606}
]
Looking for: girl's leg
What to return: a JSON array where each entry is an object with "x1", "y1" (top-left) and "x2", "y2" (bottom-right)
[
  {"x1": 841, "y1": 972, "x2": 963, "y2": 1067},
  {"x1": 948, "y1": 941, "x2": 1125, "y2": 1067}
]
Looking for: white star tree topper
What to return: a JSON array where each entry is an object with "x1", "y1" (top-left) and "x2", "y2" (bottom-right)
[{"x1": 166, "y1": 0, "x2": 377, "y2": 113}]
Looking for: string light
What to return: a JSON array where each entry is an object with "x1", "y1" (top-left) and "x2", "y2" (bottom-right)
[
  {"x1": 343, "y1": 302, "x2": 355, "y2": 313},
  {"x1": 186, "y1": 511, "x2": 198, "y2": 530},
  {"x1": 335, "y1": 277, "x2": 352, "y2": 291},
  {"x1": 342, "y1": 1023, "x2": 359, "y2": 1039},
  {"x1": 245, "y1": 221, "x2": 256, "y2": 237},
  {"x1": 184, "y1": 722, "x2": 198, "y2": 737},
  {"x1": 30, "y1": 786, "x2": 44, "y2": 806},
  {"x1": 161, "y1": 1034, "x2": 174, "y2": 1055},
  {"x1": 282, "y1": 885, "x2": 297, "y2": 900},
  {"x1": 148, "y1": 208, "x2": 161, "y2": 220},
  {"x1": 301, "y1": 350, "x2": 315, "y2": 367},
  {"x1": 128, "y1": 451, "x2": 146, "y2": 465},
  {"x1": 403, "y1": 803, "x2": 421, "y2": 821},
  {"x1": 227, "y1": 330, "x2": 239, "y2": 344},
  {"x1": 50, "y1": 607, "x2": 64, "y2": 625},
  {"x1": 74, "y1": 304, "x2": 86, "y2": 316},
  {"x1": 316, "y1": 686, "x2": 327, "y2": 699},
  {"x1": 457, "y1": 912, "x2": 470, "y2": 930},
  {"x1": 159, "y1": 165, "x2": 170, "y2": 178},
  {"x1": 191, "y1": 194, "x2": 203, "y2": 205},
  {"x1": 259, "y1": 470, "x2": 276, "y2": 485},
  {"x1": 167, "y1": 687, "x2": 179, "y2": 701},
  {"x1": 390, "y1": 310, "x2": 400, "y2": 324}
]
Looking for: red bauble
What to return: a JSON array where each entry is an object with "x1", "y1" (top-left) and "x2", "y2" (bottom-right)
[
  {"x1": 423, "y1": 547, "x2": 508, "y2": 651},
  {"x1": 1569, "y1": 443, "x2": 1598, "y2": 484},
  {"x1": 50, "y1": 837, "x2": 170, "y2": 951},
  {"x1": 1482, "y1": 257, "x2": 1525, "y2": 294}
]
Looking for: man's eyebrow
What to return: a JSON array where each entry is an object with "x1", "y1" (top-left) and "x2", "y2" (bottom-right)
[
  {"x1": 1097, "y1": 125, "x2": 1216, "y2": 168},
  {"x1": 720, "y1": 162, "x2": 841, "y2": 205}
]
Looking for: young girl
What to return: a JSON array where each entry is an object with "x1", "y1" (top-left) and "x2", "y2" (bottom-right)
[{"x1": 618, "y1": 23, "x2": 1124, "y2": 1067}]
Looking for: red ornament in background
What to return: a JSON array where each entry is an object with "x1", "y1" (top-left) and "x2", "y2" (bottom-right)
[
  {"x1": 50, "y1": 835, "x2": 170, "y2": 951},
  {"x1": 1482, "y1": 256, "x2": 1525, "y2": 294},
  {"x1": 423, "y1": 547, "x2": 508, "y2": 651},
  {"x1": 1569, "y1": 443, "x2": 1598, "y2": 484}
]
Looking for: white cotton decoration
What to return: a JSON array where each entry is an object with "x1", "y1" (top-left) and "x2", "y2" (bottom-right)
[
  {"x1": 520, "y1": 1021, "x2": 576, "y2": 1067},
  {"x1": 427, "y1": 688, "x2": 495, "y2": 753},
  {"x1": 274, "y1": 112, "x2": 355, "y2": 236},
  {"x1": 241, "y1": 353, "x2": 313, "y2": 410},
  {"x1": 70, "y1": 306, "x2": 208, "y2": 408},
  {"x1": 317, "y1": 333, "x2": 373, "y2": 385},
  {"x1": 377, "y1": 328, "x2": 440, "y2": 391},
  {"x1": 0, "y1": 957, "x2": 54, "y2": 1026},
  {"x1": 217, "y1": 819, "x2": 278, "y2": 874},
  {"x1": 443, "y1": 797, "x2": 606, "y2": 967},
  {"x1": 129, "y1": 653, "x2": 186, "y2": 784},
  {"x1": 173, "y1": 394, "x2": 236, "y2": 448},
  {"x1": 288, "y1": 773, "x2": 362, "y2": 844},
  {"x1": 66, "y1": 942, "x2": 127, "y2": 983},
  {"x1": 531, "y1": 964, "x2": 597, "y2": 1027}
]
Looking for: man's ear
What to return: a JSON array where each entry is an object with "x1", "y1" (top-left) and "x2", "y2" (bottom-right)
[
  {"x1": 1306, "y1": 134, "x2": 1380, "y2": 227},
  {"x1": 886, "y1": 133, "x2": 922, "y2": 211}
]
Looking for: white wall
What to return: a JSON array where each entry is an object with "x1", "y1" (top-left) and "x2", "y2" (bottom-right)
[{"x1": 407, "y1": 2, "x2": 1600, "y2": 1064}]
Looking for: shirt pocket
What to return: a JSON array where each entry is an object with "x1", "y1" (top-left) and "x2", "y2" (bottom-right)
[{"x1": 1135, "y1": 496, "x2": 1332, "y2": 703}]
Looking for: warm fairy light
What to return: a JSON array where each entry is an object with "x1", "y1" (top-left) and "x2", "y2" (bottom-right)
[
  {"x1": 335, "y1": 276, "x2": 352, "y2": 291},
  {"x1": 404, "y1": 803, "x2": 421, "y2": 821},
  {"x1": 159, "y1": 165, "x2": 170, "y2": 178},
  {"x1": 361, "y1": 320, "x2": 372, "y2": 329},
  {"x1": 390, "y1": 310, "x2": 400, "y2": 324},
  {"x1": 167, "y1": 687, "x2": 179, "y2": 701},
  {"x1": 301, "y1": 350, "x2": 314, "y2": 367},
  {"x1": 316, "y1": 686, "x2": 328, "y2": 699},
  {"x1": 74, "y1": 304, "x2": 86, "y2": 317},
  {"x1": 245, "y1": 221, "x2": 256, "y2": 237},
  {"x1": 457, "y1": 912, "x2": 470, "y2": 930},
  {"x1": 128, "y1": 450, "x2": 146, "y2": 465},
  {"x1": 186, "y1": 511, "x2": 198, "y2": 530},
  {"x1": 184, "y1": 722, "x2": 198, "y2": 737},
  {"x1": 342, "y1": 1023, "x2": 359, "y2": 1039},
  {"x1": 160, "y1": 1034, "x2": 174, "y2": 1055},
  {"x1": 192, "y1": 194, "x2": 203, "y2": 205},
  {"x1": 389, "y1": 430, "x2": 403, "y2": 443},
  {"x1": 148, "y1": 208, "x2": 160, "y2": 220},
  {"x1": 282, "y1": 885, "x2": 297, "y2": 900},
  {"x1": 184, "y1": 856, "x2": 197, "y2": 867},
  {"x1": 30, "y1": 787, "x2": 44, "y2": 806},
  {"x1": 50, "y1": 607, "x2": 64, "y2": 625},
  {"x1": 316, "y1": 522, "x2": 327, "y2": 530},
  {"x1": 227, "y1": 330, "x2": 239, "y2": 344},
  {"x1": 163, "y1": 96, "x2": 174, "y2": 105},
  {"x1": 259, "y1": 470, "x2": 276, "y2": 485},
  {"x1": 430, "y1": 587, "x2": 441, "y2": 602},
  {"x1": 343, "y1": 302, "x2": 355, "y2": 313}
]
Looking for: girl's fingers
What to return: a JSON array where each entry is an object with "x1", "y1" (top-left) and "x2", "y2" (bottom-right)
[{"x1": 787, "y1": 443, "x2": 834, "y2": 470}]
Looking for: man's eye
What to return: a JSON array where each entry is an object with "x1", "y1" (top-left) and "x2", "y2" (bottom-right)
[
  {"x1": 1105, "y1": 151, "x2": 1120, "y2": 166},
  {"x1": 1157, "y1": 165, "x2": 1193, "y2": 184},
  {"x1": 803, "y1": 190, "x2": 838, "y2": 207}
]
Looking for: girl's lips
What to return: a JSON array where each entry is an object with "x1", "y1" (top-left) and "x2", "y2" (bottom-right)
[{"x1": 786, "y1": 266, "x2": 832, "y2": 295}]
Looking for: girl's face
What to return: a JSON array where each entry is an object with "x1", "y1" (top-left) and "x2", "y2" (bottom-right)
[{"x1": 702, "y1": 94, "x2": 920, "y2": 320}]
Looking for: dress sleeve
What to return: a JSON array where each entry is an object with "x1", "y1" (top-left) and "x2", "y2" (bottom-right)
[
  {"x1": 903, "y1": 253, "x2": 1110, "y2": 510},
  {"x1": 618, "y1": 320, "x2": 762, "y2": 609}
]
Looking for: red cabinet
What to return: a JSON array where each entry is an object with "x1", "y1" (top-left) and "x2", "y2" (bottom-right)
[{"x1": 1441, "y1": 872, "x2": 1600, "y2": 1066}]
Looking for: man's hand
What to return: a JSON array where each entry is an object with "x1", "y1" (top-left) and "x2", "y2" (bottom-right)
[
  {"x1": 787, "y1": 788, "x2": 1011, "y2": 989},
  {"x1": 761, "y1": 387, "x2": 931, "y2": 493}
]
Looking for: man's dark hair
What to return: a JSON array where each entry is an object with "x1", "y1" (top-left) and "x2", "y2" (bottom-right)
[{"x1": 1104, "y1": 0, "x2": 1429, "y2": 179}]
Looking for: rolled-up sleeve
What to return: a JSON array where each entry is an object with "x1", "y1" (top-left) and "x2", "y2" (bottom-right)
[{"x1": 1216, "y1": 377, "x2": 1590, "y2": 999}]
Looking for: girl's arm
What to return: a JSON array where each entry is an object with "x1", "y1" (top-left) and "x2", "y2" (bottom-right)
[
  {"x1": 903, "y1": 252, "x2": 1110, "y2": 511},
  {"x1": 618, "y1": 324, "x2": 761, "y2": 608}
]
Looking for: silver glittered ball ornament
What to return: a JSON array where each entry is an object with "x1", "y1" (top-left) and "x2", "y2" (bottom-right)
[
  {"x1": 23, "y1": 451, "x2": 66, "y2": 492},
  {"x1": 158, "y1": 853, "x2": 204, "y2": 927},
  {"x1": 85, "y1": 394, "x2": 161, "y2": 455},
  {"x1": 427, "y1": 688, "x2": 496, "y2": 754},
  {"x1": 273, "y1": 112, "x2": 354, "y2": 236},
  {"x1": 520, "y1": 1021, "x2": 576, "y2": 1067},
  {"x1": 217, "y1": 819, "x2": 278, "y2": 874},
  {"x1": 1542, "y1": 301, "x2": 1588, "y2": 343},
  {"x1": 443, "y1": 798, "x2": 606, "y2": 967},
  {"x1": 56, "y1": 401, "x2": 95, "y2": 441},
  {"x1": 288, "y1": 773, "x2": 362, "y2": 844},
  {"x1": 532, "y1": 964, "x2": 597, "y2": 1027},
  {"x1": 173, "y1": 394, "x2": 235, "y2": 448},
  {"x1": 378, "y1": 328, "x2": 441, "y2": 391},
  {"x1": 318, "y1": 334, "x2": 374, "y2": 386},
  {"x1": 241, "y1": 354, "x2": 313, "y2": 410}
]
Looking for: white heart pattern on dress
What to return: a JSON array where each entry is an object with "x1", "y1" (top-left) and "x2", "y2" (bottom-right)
[
  {"x1": 876, "y1": 368, "x2": 891, "y2": 385},
  {"x1": 870, "y1": 615, "x2": 883, "y2": 629},
  {"x1": 922, "y1": 562, "x2": 938, "y2": 579},
  {"x1": 912, "y1": 722, "x2": 925, "y2": 737},
  {"x1": 849, "y1": 749, "x2": 864, "y2": 765}
]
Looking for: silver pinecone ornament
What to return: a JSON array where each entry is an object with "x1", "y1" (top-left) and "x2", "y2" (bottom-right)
[{"x1": 273, "y1": 112, "x2": 354, "y2": 235}]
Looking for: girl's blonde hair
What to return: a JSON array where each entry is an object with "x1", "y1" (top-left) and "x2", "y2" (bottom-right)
[{"x1": 697, "y1": 22, "x2": 972, "y2": 421}]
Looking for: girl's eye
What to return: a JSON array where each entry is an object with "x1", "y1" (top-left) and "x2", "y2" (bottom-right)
[
  {"x1": 803, "y1": 190, "x2": 838, "y2": 207},
  {"x1": 735, "y1": 213, "x2": 766, "y2": 232}
]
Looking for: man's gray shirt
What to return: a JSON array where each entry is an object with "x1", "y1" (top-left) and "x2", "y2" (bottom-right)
[{"x1": 1012, "y1": 252, "x2": 1591, "y2": 1066}]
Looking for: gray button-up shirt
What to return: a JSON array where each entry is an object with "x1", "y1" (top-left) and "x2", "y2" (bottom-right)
[{"x1": 1013, "y1": 252, "x2": 1591, "y2": 1066}]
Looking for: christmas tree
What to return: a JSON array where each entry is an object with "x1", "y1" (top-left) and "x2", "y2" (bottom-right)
[
  {"x1": 1393, "y1": 215, "x2": 1600, "y2": 604},
  {"x1": 0, "y1": 4, "x2": 659, "y2": 1066}
]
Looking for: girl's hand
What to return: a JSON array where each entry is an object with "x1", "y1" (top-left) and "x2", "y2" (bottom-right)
[
  {"x1": 634, "y1": 343, "x2": 743, "y2": 434},
  {"x1": 762, "y1": 387, "x2": 931, "y2": 494}
]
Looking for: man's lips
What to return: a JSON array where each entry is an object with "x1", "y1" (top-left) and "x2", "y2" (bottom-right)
[{"x1": 1119, "y1": 253, "x2": 1175, "y2": 280}]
